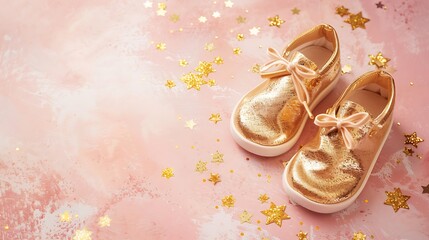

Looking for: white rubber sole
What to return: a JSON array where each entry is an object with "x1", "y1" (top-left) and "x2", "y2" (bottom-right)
[
  {"x1": 282, "y1": 118, "x2": 393, "y2": 213},
  {"x1": 230, "y1": 73, "x2": 340, "y2": 157}
]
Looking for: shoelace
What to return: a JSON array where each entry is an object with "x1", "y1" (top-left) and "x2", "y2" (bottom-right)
[
  {"x1": 259, "y1": 47, "x2": 318, "y2": 118},
  {"x1": 314, "y1": 112, "x2": 370, "y2": 149}
]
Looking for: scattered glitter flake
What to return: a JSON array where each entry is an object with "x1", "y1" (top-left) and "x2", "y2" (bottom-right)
[
  {"x1": 299, "y1": 221, "x2": 303, "y2": 225},
  {"x1": 315, "y1": 226, "x2": 320, "y2": 230},
  {"x1": 344, "y1": 12, "x2": 370, "y2": 30},
  {"x1": 165, "y1": 80, "x2": 176, "y2": 88},
  {"x1": 240, "y1": 232, "x2": 244, "y2": 236},
  {"x1": 170, "y1": 14, "x2": 180, "y2": 22},
  {"x1": 208, "y1": 173, "x2": 221, "y2": 185},
  {"x1": 261, "y1": 202, "x2": 290, "y2": 227},
  {"x1": 257, "y1": 173, "x2": 262, "y2": 177},
  {"x1": 207, "y1": 79, "x2": 216, "y2": 86},
  {"x1": 236, "y1": 33, "x2": 245, "y2": 41},
  {"x1": 224, "y1": 0, "x2": 234, "y2": 8},
  {"x1": 185, "y1": 119, "x2": 197, "y2": 129},
  {"x1": 158, "y1": 2, "x2": 167, "y2": 10},
  {"x1": 384, "y1": 188, "x2": 410, "y2": 212},
  {"x1": 341, "y1": 64, "x2": 352, "y2": 74},
  {"x1": 15, "y1": 147, "x2": 20, "y2": 151},
  {"x1": 233, "y1": 47, "x2": 242, "y2": 55},
  {"x1": 181, "y1": 72, "x2": 207, "y2": 90},
  {"x1": 98, "y1": 215, "x2": 111, "y2": 227},
  {"x1": 353, "y1": 231, "x2": 367, "y2": 240},
  {"x1": 73, "y1": 228, "x2": 92, "y2": 240},
  {"x1": 403, "y1": 147, "x2": 414, "y2": 156},
  {"x1": 195, "y1": 160, "x2": 208, "y2": 173},
  {"x1": 240, "y1": 210, "x2": 253, "y2": 223},
  {"x1": 251, "y1": 63, "x2": 261, "y2": 73},
  {"x1": 368, "y1": 52, "x2": 390, "y2": 69},
  {"x1": 291, "y1": 7, "x2": 301, "y2": 15},
  {"x1": 236, "y1": 16, "x2": 246, "y2": 24},
  {"x1": 204, "y1": 42, "x2": 215, "y2": 51},
  {"x1": 404, "y1": 132, "x2": 424, "y2": 148},
  {"x1": 410, "y1": 82, "x2": 414, "y2": 86},
  {"x1": 335, "y1": 5, "x2": 350, "y2": 17},
  {"x1": 198, "y1": 16, "x2": 208, "y2": 23},
  {"x1": 230, "y1": 169, "x2": 234, "y2": 173},
  {"x1": 249, "y1": 26, "x2": 260, "y2": 36},
  {"x1": 155, "y1": 42, "x2": 166, "y2": 51},
  {"x1": 375, "y1": 1, "x2": 385, "y2": 9},
  {"x1": 268, "y1": 15, "x2": 285, "y2": 27},
  {"x1": 212, "y1": 150, "x2": 224, "y2": 163},
  {"x1": 60, "y1": 211, "x2": 71, "y2": 222},
  {"x1": 222, "y1": 195, "x2": 236, "y2": 208},
  {"x1": 417, "y1": 154, "x2": 423, "y2": 159},
  {"x1": 144, "y1": 0, "x2": 153, "y2": 8},
  {"x1": 195, "y1": 61, "x2": 215, "y2": 76},
  {"x1": 364, "y1": 199, "x2": 369, "y2": 203},
  {"x1": 397, "y1": 122, "x2": 401, "y2": 126},
  {"x1": 4, "y1": 225, "x2": 9, "y2": 230},
  {"x1": 178, "y1": 59, "x2": 188, "y2": 67},
  {"x1": 209, "y1": 113, "x2": 222, "y2": 124},
  {"x1": 212, "y1": 11, "x2": 221, "y2": 18},
  {"x1": 259, "y1": 194, "x2": 270, "y2": 203},
  {"x1": 213, "y1": 56, "x2": 224, "y2": 65},
  {"x1": 162, "y1": 167, "x2": 174, "y2": 179},
  {"x1": 422, "y1": 184, "x2": 429, "y2": 194},
  {"x1": 297, "y1": 230, "x2": 308, "y2": 240}
]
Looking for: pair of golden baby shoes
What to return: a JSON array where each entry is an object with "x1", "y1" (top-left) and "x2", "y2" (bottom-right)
[{"x1": 230, "y1": 24, "x2": 395, "y2": 213}]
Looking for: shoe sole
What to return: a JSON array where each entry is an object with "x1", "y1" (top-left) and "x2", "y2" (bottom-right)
[{"x1": 230, "y1": 73, "x2": 341, "y2": 157}]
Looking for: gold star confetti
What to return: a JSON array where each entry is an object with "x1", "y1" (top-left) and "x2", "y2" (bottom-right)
[
  {"x1": 297, "y1": 230, "x2": 308, "y2": 240},
  {"x1": 404, "y1": 132, "x2": 424, "y2": 148},
  {"x1": 185, "y1": 119, "x2": 197, "y2": 129},
  {"x1": 422, "y1": 184, "x2": 429, "y2": 194},
  {"x1": 98, "y1": 215, "x2": 111, "y2": 227},
  {"x1": 335, "y1": 5, "x2": 350, "y2": 17},
  {"x1": 384, "y1": 188, "x2": 410, "y2": 212},
  {"x1": 212, "y1": 11, "x2": 221, "y2": 18},
  {"x1": 224, "y1": 0, "x2": 234, "y2": 8},
  {"x1": 236, "y1": 33, "x2": 245, "y2": 41},
  {"x1": 251, "y1": 64, "x2": 261, "y2": 73},
  {"x1": 341, "y1": 64, "x2": 352, "y2": 74},
  {"x1": 212, "y1": 150, "x2": 224, "y2": 163},
  {"x1": 368, "y1": 52, "x2": 390, "y2": 69},
  {"x1": 249, "y1": 27, "x2": 260, "y2": 36},
  {"x1": 195, "y1": 61, "x2": 215, "y2": 76},
  {"x1": 195, "y1": 160, "x2": 208, "y2": 173},
  {"x1": 161, "y1": 167, "x2": 174, "y2": 179},
  {"x1": 403, "y1": 147, "x2": 414, "y2": 156},
  {"x1": 236, "y1": 16, "x2": 246, "y2": 24},
  {"x1": 181, "y1": 72, "x2": 207, "y2": 90},
  {"x1": 60, "y1": 211, "x2": 71, "y2": 222},
  {"x1": 208, "y1": 173, "x2": 221, "y2": 185},
  {"x1": 344, "y1": 12, "x2": 370, "y2": 30},
  {"x1": 204, "y1": 42, "x2": 215, "y2": 51},
  {"x1": 165, "y1": 80, "x2": 176, "y2": 88},
  {"x1": 198, "y1": 16, "x2": 207, "y2": 23},
  {"x1": 261, "y1": 202, "x2": 290, "y2": 227},
  {"x1": 170, "y1": 14, "x2": 180, "y2": 22},
  {"x1": 291, "y1": 7, "x2": 301, "y2": 15},
  {"x1": 240, "y1": 210, "x2": 253, "y2": 223},
  {"x1": 268, "y1": 15, "x2": 285, "y2": 27},
  {"x1": 155, "y1": 42, "x2": 166, "y2": 51},
  {"x1": 221, "y1": 195, "x2": 235, "y2": 208},
  {"x1": 144, "y1": 0, "x2": 153, "y2": 8},
  {"x1": 258, "y1": 194, "x2": 270, "y2": 203},
  {"x1": 158, "y1": 2, "x2": 166, "y2": 10},
  {"x1": 233, "y1": 47, "x2": 242, "y2": 55},
  {"x1": 209, "y1": 113, "x2": 222, "y2": 124},
  {"x1": 207, "y1": 79, "x2": 216, "y2": 86},
  {"x1": 213, "y1": 56, "x2": 224, "y2": 65},
  {"x1": 73, "y1": 228, "x2": 92, "y2": 240},
  {"x1": 352, "y1": 231, "x2": 366, "y2": 240}
]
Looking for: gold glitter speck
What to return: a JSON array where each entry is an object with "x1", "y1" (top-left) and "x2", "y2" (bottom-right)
[
  {"x1": 161, "y1": 167, "x2": 174, "y2": 179},
  {"x1": 195, "y1": 160, "x2": 208, "y2": 173},
  {"x1": 213, "y1": 56, "x2": 224, "y2": 65},
  {"x1": 222, "y1": 195, "x2": 235, "y2": 208},
  {"x1": 155, "y1": 43, "x2": 166, "y2": 50},
  {"x1": 165, "y1": 80, "x2": 176, "y2": 88},
  {"x1": 73, "y1": 228, "x2": 92, "y2": 240},
  {"x1": 258, "y1": 194, "x2": 270, "y2": 203},
  {"x1": 209, "y1": 113, "x2": 222, "y2": 124},
  {"x1": 297, "y1": 230, "x2": 308, "y2": 240},
  {"x1": 240, "y1": 210, "x2": 253, "y2": 223},
  {"x1": 212, "y1": 150, "x2": 224, "y2": 163},
  {"x1": 260, "y1": 202, "x2": 290, "y2": 227},
  {"x1": 335, "y1": 6, "x2": 350, "y2": 17},
  {"x1": 344, "y1": 12, "x2": 370, "y2": 30},
  {"x1": 208, "y1": 173, "x2": 221, "y2": 185},
  {"x1": 353, "y1": 231, "x2": 367, "y2": 240},
  {"x1": 368, "y1": 52, "x2": 390, "y2": 69},
  {"x1": 268, "y1": 15, "x2": 285, "y2": 27},
  {"x1": 98, "y1": 215, "x2": 111, "y2": 227},
  {"x1": 236, "y1": 33, "x2": 245, "y2": 41},
  {"x1": 404, "y1": 132, "x2": 424, "y2": 148},
  {"x1": 60, "y1": 211, "x2": 71, "y2": 222}
]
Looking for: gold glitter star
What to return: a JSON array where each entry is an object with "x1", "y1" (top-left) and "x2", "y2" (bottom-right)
[
  {"x1": 195, "y1": 160, "x2": 208, "y2": 173},
  {"x1": 181, "y1": 72, "x2": 207, "y2": 90},
  {"x1": 208, "y1": 173, "x2": 221, "y2": 185},
  {"x1": 384, "y1": 188, "x2": 410, "y2": 212},
  {"x1": 155, "y1": 42, "x2": 166, "y2": 51},
  {"x1": 185, "y1": 119, "x2": 197, "y2": 129},
  {"x1": 341, "y1": 64, "x2": 352, "y2": 74},
  {"x1": 403, "y1": 147, "x2": 414, "y2": 156},
  {"x1": 268, "y1": 15, "x2": 285, "y2": 27},
  {"x1": 161, "y1": 167, "x2": 174, "y2": 179},
  {"x1": 249, "y1": 26, "x2": 260, "y2": 36},
  {"x1": 204, "y1": 42, "x2": 215, "y2": 51},
  {"x1": 236, "y1": 16, "x2": 246, "y2": 24},
  {"x1": 297, "y1": 230, "x2": 308, "y2": 240},
  {"x1": 261, "y1": 202, "x2": 290, "y2": 227},
  {"x1": 212, "y1": 151, "x2": 224, "y2": 163},
  {"x1": 179, "y1": 59, "x2": 188, "y2": 67},
  {"x1": 291, "y1": 7, "x2": 301, "y2": 15},
  {"x1": 422, "y1": 184, "x2": 429, "y2": 194},
  {"x1": 209, "y1": 113, "x2": 222, "y2": 124},
  {"x1": 60, "y1": 211, "x2": 71, "y2": 222},
  {"x1": 195, "y1": 61, "x2": 215, "y2": 76},
  {"x1": 251, "y1": 64, "x2": 261, "y2": 73},
  {"x1": 165, "y1": 80, "x2": 176, "y2": 88},
  {"x1": 73, "y1": 228, "x2": 92, "y2": 240},
  {"x1": 170, "y1": 14, "x2": 180, "y2": 22},
  {"x1": 236, "y1": 33, "x2": 245, "y2": 41},
  {"x1": 158, "y1": 2, "x2": 166, "y2": 10},
  {"x1": 335, "y1": 5, "x2": 350, "y2": 17},
  {"x1": 404, "y1": 132, "x2": 424, "y2": 148},
  {"x1": 233, "y1": 47, "x2": 242, "y2": 55},
  {"x1": 207, "y1": 79, "x2": 216, "y2": 86},
  {"x1": 258, "y1": 194, "x2": 270, "y2": 203},
  {"x1": 344, "y1": 12, "x2": 370, "y2": 30},
  {"x1": 198, "y1": 16, "x2": 207, "y2": 23},
  {"x1": 240, "y1": 210, "x2": 252, "y2": 223},
  {"x1": 98, "y1": 215, "x2": 111, "y2": 227},
  {"x1": 368, "y1": 52, "x2": 390, "y2": 69},
  {"x1": 224, "y1": 0, "x2": 234, "y2": 8},
  {"x1": 213, "y1": 56, "x2": 224, "y2": 65},
  {"x1": 352, "y1": 231, "x2": 366, "y2": 240},
  {"x1": 221, "y1": 195, "x2": 235, "y2": 208}
]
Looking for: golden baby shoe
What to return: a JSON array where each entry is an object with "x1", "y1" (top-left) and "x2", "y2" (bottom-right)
[
  {"x1": 230, "y1": 24, "x2": 341, "y2": 157},
  {"x1": 283, "y1": 70, "x2": 395, "y2": 213}
]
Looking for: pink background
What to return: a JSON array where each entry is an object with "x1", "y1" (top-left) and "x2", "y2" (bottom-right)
[{"x1": 1, "y1": 0, "x2": 428, "y2": 239}]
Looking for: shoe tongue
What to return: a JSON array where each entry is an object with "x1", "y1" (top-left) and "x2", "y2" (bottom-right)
[
  {"x1": 287, "y1": 51, "x2": 318, "y2": 71},
  {"x1": 336, "y1": 100, "x2": 372, "y2": 119}
]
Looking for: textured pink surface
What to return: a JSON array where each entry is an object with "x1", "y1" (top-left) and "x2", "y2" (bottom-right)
[{"x1": 1, "y1": 0, "x2": 428, "y2": 239}]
